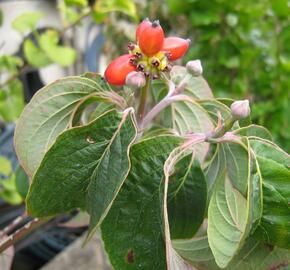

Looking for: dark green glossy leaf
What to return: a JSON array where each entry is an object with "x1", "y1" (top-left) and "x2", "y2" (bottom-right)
[
  {"x1": 101, "y1": 136, "x2": 182, "y2": 270},
  {"x1": 168, "y1": 154, "x2": 207, "y2": 239},
  {"x1": 86, "y1": 108, "x2": 137, "y2": 240},
  {"x1": 26, "y1": 109, "x2": 136, "y2": 217}
]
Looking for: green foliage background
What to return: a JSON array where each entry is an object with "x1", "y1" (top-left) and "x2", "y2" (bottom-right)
[{"x1": 138, "y1": 0, "x2": 290, "y2": 150}]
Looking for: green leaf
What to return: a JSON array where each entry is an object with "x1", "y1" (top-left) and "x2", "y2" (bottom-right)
[
  {"x1": 0, "y1": 55, "x2": 23, "y2": 73},
  {"x1": 163, "y1": 144, "x2": 204, "y2": 269},
  {"x1": 198, "y1": 99, "x2": 232, "y2": 125},
  {"x1": 15, "y1": 165, "x2": 29, "y2": 199},
  {"x1": 0, "y1": 156, "x2": 12, "y2": 176},
  {"x1": 0, "y1": 79, "x2": 25, "y2": 121},
  {"x1": 24, "y1": 39, "x2": 52, "y2": 68},
  {"x1": 101, "y1": 136, "x2": 182, "y2": 270},
  {"x1": 170, "y1": 66, "x2": 213, "y2": 100},
  {"x1": 249, "y1": 139, "x2": 290, "y2": 248},
  {"x1": 253, "y1": 157, "x2": 290, "y2": 249},
  {"x1": 94, "y1": 0, "x2": 138, "y2": 20},
  {"x1": 26, "y1": 109, "x2": 136, "y2": 218},
  {"x1": 86, "y1": 108, "x2": 137, "y2": 240},
  {"x1": 64, "y1": 0, "x2": 88, "y2": 7},
  {"x1": 0, "y1": 175, "x2": 23, "y2": 205},
  {"x1": 168, "y1": 154, "x2": 207, "y2": 239},
  {"x1": 234, "y1": 124, "x2": 272, "y2": 141},
  {"x1": 208, "y1": 174, "x2": 247, "y2": 268},
  {"x1": 14, "y1": 76, "x2": 106, "y2": 177},
  {"x1": 207, "y1": 140, "x2": 261, "y2": 268},
  {"x1": 39, "y1": 30, "x2": 76, "y2": 66},
  {"x1": 12, "y1": 12, "x2": 43, "y2": 33},
  {"x1": 173, "y1": 236, "x2": 290, "y2": 270}
]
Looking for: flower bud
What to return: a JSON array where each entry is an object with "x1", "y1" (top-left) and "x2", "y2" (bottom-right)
[
  {"x1": 230, "y1": 100, "x2": 251, "y2": 119},
  {"x1": 186, "y1": 60, "x2": 203, "y2": 76},
  {"x1": 125, "y1": 71, "x2": 146, "y2": 89}
]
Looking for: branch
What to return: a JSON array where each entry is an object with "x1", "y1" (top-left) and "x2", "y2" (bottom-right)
[{"x1": 0, "y1": 218, "x2": 47, "y2": 254}]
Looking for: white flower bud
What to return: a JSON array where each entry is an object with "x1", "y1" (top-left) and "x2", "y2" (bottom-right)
[
  {"x1": 186, "y1": 59, "x2": 203, "y2": 76},
  {"x1": 230, "y1": 100, "x2": 251, "y2": 119},
  {"x1": 125, "y1": 71, "x2": 146, "y2": 89}
]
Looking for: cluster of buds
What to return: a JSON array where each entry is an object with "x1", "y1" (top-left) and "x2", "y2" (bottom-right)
[{"x1": 105, "y1": 19, "x2": 190, "y2": 86}]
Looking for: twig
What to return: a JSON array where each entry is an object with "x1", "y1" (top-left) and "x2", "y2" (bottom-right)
[
  {"x1": 0, "y1": 218, "x2": 47, "y2": 254},
  {"x1": 0, "y1": 212, "x2": 28, "y2": 238}
]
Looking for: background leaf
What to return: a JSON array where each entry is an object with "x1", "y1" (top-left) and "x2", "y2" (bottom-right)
[
  {"x1": 24, "y1": 39, "x2": 52, "y2": 68},
  {"x1": 39, "y1": 30, "x2": 76, "y2": 67},
  {"x1": 94, "y1": 0, "x2": 138, "y2": 20},
  {"x1": 12, "y1": 12, "x2": 43, "y2": 33}
]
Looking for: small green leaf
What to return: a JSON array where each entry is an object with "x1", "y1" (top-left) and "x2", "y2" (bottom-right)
[
  {"x1": 0, "y1": 79, "x2": 25, "y2": 122},
  {"x1": 15, "y1": 76, "x2": 105, "y2": 177},
  {"x1": 0, "y1": 175, "x2": 23, "y2": 205},
  {"x1": 26, "y1": 109, "x2": 136, "y2": 218},
  {"x1": 101, "y1": 136, "x2": 182, "y2": 270},
  {"x1": 0, "y1": 55, "x2": 23, "y2": 73},
  {"x1": 24, "y1": 39, "x2": 52, "y2": 68},
  {"x1": 12, "y1": 12, "x2": 43, "y2": 33},
  {"x1": 0, "y1": 156, "x2": 12, "y2": 176},
  {"x1": 94, "y1": 0, "x2": 138, "y2": 20},
  {"x1": 64, "y1": 0, "x2": 88, "y2": 7},
  {"x1": 39, "y1": 30, "x2": 76, "y2": 66}
]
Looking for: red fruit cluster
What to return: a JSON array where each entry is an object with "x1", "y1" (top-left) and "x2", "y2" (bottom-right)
[{"x1": 105, "y1": 19, "x2": 190, "y2": 86}]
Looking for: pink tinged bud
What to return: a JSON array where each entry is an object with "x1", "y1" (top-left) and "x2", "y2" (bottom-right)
[
  {"x1": 125, "y1": 71, "x2": 146, "y2": 89},
  {"x1": 230, "y1": 100, "x2": 251, "y2": 119},
  {"x1": 186, "y1": 60, "x2": 203, "y2": 76}
]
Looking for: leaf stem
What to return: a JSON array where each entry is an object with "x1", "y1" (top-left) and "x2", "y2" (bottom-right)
[{"x1": 137, "y1": 78, "x2": 150, "y2": 123}]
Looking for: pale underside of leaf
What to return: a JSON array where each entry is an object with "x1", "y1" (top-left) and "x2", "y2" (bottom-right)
[{"x1": 15, "y1": 76, "x2": 106, "y2": 177}]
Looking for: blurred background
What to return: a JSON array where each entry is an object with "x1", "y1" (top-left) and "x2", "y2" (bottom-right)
[{"x1": 0, "y1": 0, "x2": 289, "y2": 269}]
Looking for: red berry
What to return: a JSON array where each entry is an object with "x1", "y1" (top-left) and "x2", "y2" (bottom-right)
[
  {"x1": 162, "y1": 37, "x2": 190, "y2": 61},
  {"x1": 136, "y1": 18, "x2": 151, "y2": 41},
  {"x1": 138, "y1": 20, "x2": 165, "y2": 56},
  {"x1": 104, "y1": 54, "x2": 136, "y2": 86}
]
